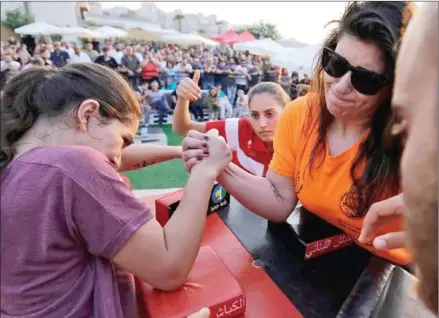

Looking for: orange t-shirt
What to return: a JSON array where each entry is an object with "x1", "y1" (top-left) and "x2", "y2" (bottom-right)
[{"x1": 269, "y1": 93, "x2": 411, "y2": 265}]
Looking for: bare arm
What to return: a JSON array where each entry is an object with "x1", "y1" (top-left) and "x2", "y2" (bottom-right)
[
  {"x1": 112, "y1": 168, "x2": 216, "y2": 291},
  {"x1": 113, "y1": 130, "x2": 231, "y2": 291},
  {"x1": 217, "y1": 164, "x2": 297, "y2": 222},
  {"x1": 119, "y1": 144, "x2": 182, "y2": 172},
  {"x1": 172, "y1": 71, "x2": 207, "y2": 135}
]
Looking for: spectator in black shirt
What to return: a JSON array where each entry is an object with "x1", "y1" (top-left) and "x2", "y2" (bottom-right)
[
  {"x1": 248, "y1": 62, "x2": 262, "y2": 89},
  {"x1": 95, "y1": 48, "x2": 119, "y2": 70},
  {"x1": 290, "y1": 71, "x2": 299, "y2": 100},
  {"x1": 214, "y1": 60, "x2": 229, "y2": 92}
]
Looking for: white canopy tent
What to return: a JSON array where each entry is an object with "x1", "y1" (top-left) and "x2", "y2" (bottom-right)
[
  {"x1": 93, "y1": 25, "x2": 127, "y2": 38},
  {"x1": 144, "y1": 27, "x2": 179, "y2": 36},
  {"x1": 126, "y1": 25, "x2": 180, "y2": 41},
  {"x1": 161, "y1": 33, "x2": 218, "y2": 46},
  {"x1": 55, "y1": 26, "x2": 106, "y2": 38},
  {"x1": 233, "y1": 38, "x2": 285, "y2": 56},
  {"x1": 14, "y1": 21, "x2": 62, "y2": 35},
  {"x1": 270, "y1": 44, "x2": 322, "y2": 74}
]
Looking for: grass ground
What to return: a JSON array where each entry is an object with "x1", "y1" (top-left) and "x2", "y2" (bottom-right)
[{"x1": 123, "y1": 124, "x2": 189, "y2": 190}]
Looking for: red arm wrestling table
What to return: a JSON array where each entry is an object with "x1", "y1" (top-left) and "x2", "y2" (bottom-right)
[
  {"x1": 136, "y1": 194, "x2": 302, "y2": 318},
  {"x1": 136, "y1": 195, "x2": 373, "y2": 317}
]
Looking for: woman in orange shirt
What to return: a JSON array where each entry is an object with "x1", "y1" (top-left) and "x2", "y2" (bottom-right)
[{"x1": 182, "y1": 2, "x2": 416, "y2": 265}]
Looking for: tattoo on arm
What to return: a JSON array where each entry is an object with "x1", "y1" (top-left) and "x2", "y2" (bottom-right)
[
  {"x1": 134, "y1": 160, "x2": 156, "y2": 169},
  {"x1": 269, "y1": 180, "x2": 283, "y2": 202}
]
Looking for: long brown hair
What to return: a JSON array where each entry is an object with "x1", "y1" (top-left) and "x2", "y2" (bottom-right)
[
  {"x1": 306, "y1": 2, "x2": 415, "y2": 218},
  {"x1": 0, "y1": 63, "x2": 140, "y2": 169}
]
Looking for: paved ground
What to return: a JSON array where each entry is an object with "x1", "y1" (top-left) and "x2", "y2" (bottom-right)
[{"x1": 134, "y1": 126, "x2": 167, "y2": 146}]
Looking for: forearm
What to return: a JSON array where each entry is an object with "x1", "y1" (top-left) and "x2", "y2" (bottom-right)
[
  {"x1": 120, "y1": 144, "x2": 182, "y2": 171},
  {"x1": 217, "y1": 164, "x2": 296, "y2": 222},
  {"x1": 172, "y1": 98, "x2": 194, "y2": 135},
  {"x1": 163, "y1": 168, "x2": 216, "y2": 280}
]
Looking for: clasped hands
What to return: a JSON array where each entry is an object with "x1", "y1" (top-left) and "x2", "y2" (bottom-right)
[
  {"x1": 182, "y1": 130, "x2": 408, "y2": 252},
  {"x1": 182, "y1": 129, "x2": 232, "y2": 176}
]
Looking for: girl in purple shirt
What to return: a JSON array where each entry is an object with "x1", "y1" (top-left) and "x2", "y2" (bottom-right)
[{"x1": 0, "y1": 63, "x2": 230, "y2": 317}]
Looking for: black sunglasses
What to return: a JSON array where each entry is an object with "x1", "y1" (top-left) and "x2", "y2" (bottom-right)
[{"x1": 322, "y1": 47, "x2": 388, "y2": 95}]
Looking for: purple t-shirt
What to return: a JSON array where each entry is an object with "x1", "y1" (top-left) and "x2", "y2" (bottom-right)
[{"x1": 1, "y1": 146, "x2": 153, "y2": 317}]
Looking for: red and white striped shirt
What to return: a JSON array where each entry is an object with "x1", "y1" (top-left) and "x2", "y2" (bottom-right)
[{"x1": 206, "y1": 118, "x2": 273, "y2": 176}]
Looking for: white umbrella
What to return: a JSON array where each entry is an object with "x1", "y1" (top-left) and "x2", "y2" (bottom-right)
[
  {"x1": 55, "y1": 27, "x2": 105, "y2": 38},
  {"x1": 14, "y1": 21, "x2": 62, "y2": 35},
  {"x1": 161, "y1": 33, "x2": 218, "y2": 46},
  {"x1": 127, "y1": 26, "x2": 180, "y2": 41},
  {"x1": 153, "y1": 28, "x2": 179, "y2": 36},
  {"x1": 94, "y1": 25, "x2": 127, "y2": 37},
  {"x1": 270, "y1": 44, "x2": 322, "y2": 74},
  {"x1": 233, "y1": 38, "x2": 285, "y2": 56}
]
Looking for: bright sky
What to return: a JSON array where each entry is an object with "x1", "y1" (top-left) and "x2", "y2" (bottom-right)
[
  {"x1": 101, "y1": 2, "x2": 424, "y2": 44},
  {"x1": 100, "y1": 1, "x2": 350, "y2": 44}
]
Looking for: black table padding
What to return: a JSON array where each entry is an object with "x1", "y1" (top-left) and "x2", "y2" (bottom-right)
[{"x1": 218, "y1": 199, "x2": 372, "y2": 318}]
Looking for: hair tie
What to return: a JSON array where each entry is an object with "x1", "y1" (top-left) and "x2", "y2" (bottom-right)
[{"x1": 400, "y1": 2, "x2": 418, "y2": 37}]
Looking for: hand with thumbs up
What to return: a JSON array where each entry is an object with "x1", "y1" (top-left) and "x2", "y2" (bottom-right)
[
  {"x1": 183, "y1": 128, "x2": 232, "y2": 175},
  {"x1": 177, "y1": 70, "x2": 202, "y2": 102}
]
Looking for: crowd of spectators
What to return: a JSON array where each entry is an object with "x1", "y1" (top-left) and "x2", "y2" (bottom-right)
[{"x1": 1, "y1": 37, "x2": 311, "y2": 129}]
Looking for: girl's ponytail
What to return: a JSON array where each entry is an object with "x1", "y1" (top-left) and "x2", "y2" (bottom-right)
[{"x1": 0, "y1": 67, "x2": 51, "y2": 168}]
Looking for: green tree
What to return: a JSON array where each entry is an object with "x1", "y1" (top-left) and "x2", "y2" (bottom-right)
[
  {"x1": 173, "y1": 14, "x2": 185, "y2": 32},
  {"x1": 84, "y1": 20, "x2": 97, "y2": 28},
  {"x1": 215, "y1": 20, "x2": 224, "y2": 35},
  {"x1": 2, "y1": 8, "x2": 34, "y2": 31},
  {"x1": 235, "y1": 20, "x2": 281, "y2": 40}
]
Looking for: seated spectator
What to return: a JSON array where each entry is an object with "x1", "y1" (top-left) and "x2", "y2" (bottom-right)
[
  {"x1": 299, "y1": 73, "x2": 311, "y2": 85},
  {"x1": 201, "y1": 57, "x2": 216, "y2": 90},
  {"x1": 248, "y1": 61, "x2": 262, "y2": 89},
  {"x1": 234, "y1": 89, "x2": 249, "y2": 118},
  {"x1": 290, "y1": 71, "x2": 299, "y2": 100},
  {"x1": 218, "y1": 87, "x2": 233, "y2": 119},
  {"x1": 1, "y1": 53, "x2": 21, "y2": 84},
  {"x1": 141, "y1": 52, "x2": 160, "y2": 87},
  {"x1": 279, "y1": 68, "x2": 291, "y2": 93},
  {"x1": 39, "y1": 49, "x2": 53, "y2": 68},
  {"x1": 16, "y1": 44, "x2": 31, "y2": 65},
  {"x1": 21, "y1": 57, "x2": 45, "y2": 71},
  {"x1": 163, "y1": 61, "x2": 178, "y2": 89},
  {"x1": 234, "y1": 59, "x2": 250, "y2": 96},
  {"x1": 189, "y1": 98, "x2": 205, "y2": 122},
  {"x1": 204, "y1": 87, "x2": 220, "y2": 120},
  {"x1": 214, "y1": 59, "x2": 229, "y2": 90},
  {"x1": 175, "y1": 57, "x2": 193, "y2": 84},
  {"x1": 136, "y1": 84, "x2": 152, "y2": 137},
  {"x1": 94, "y1": 48, "x2": 119, "y2": 70},
  {"x1": 50, "y1": 42, "x2": 70, "y2": 68},
  {"x1": 148, "y1": 80, "x2": 171, "y2": 125},
  {"x1": 120, "y1": 46, "x2": 141, "y2": 88},
  {"x1": 169, "y1": 89, "x2": 177, "y2": 110},
  {"x1": 225, "y1": 60, "x2": 238, "y2": 105},
  {"x1": 134, "y1": 45, "x2": 144, "y2": 63},
  {"x1": 85, "y1": 43, "x2": 99, "y2": 62},
  {"x1": 70, "y1": 45, "x2": 92, "y2": 64}
]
